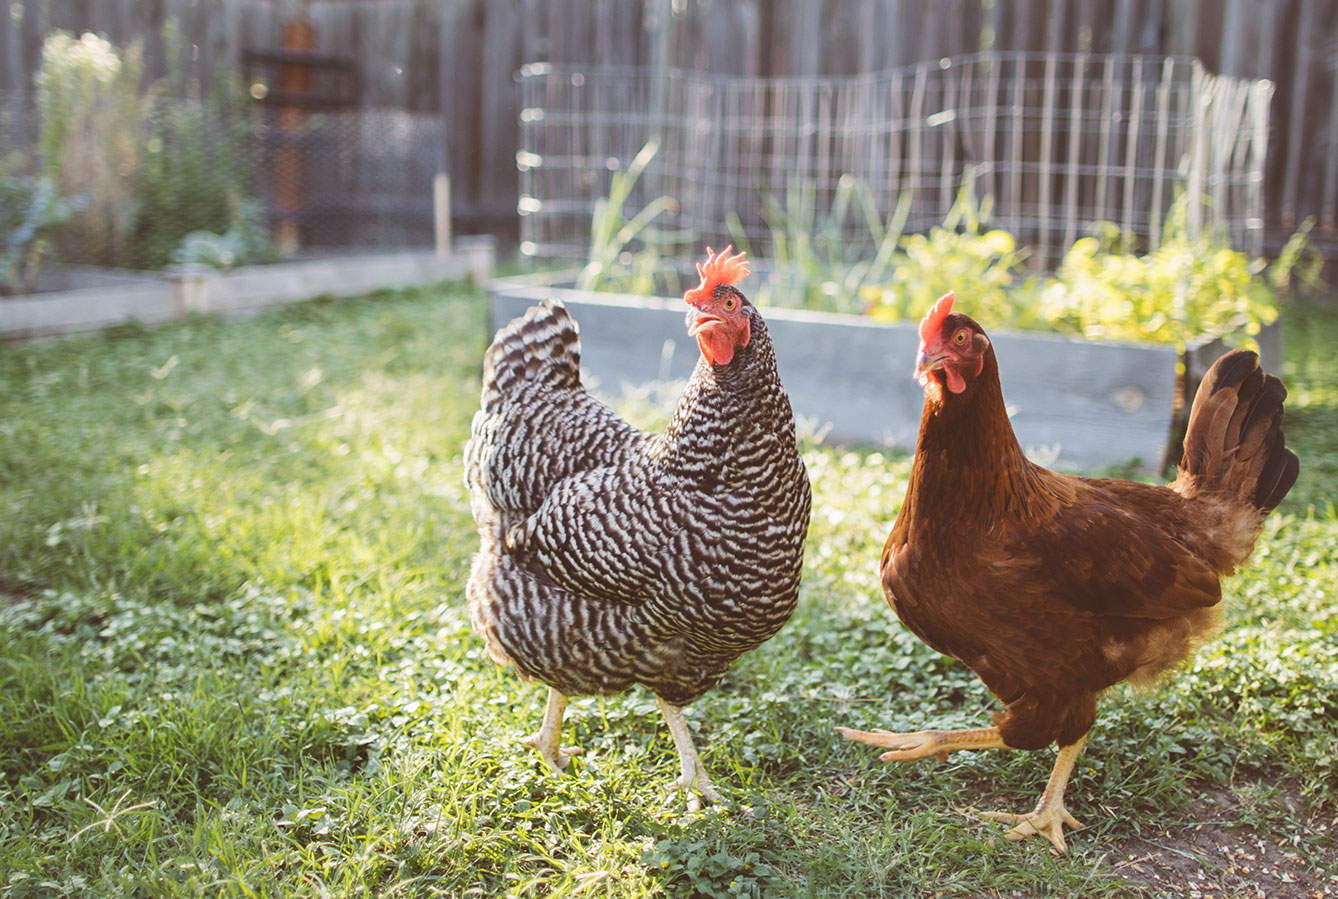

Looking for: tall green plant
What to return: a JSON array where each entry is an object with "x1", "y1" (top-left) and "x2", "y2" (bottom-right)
[
  {"x1": 127, "y1": 18, "x2": 263, "y2": 270},
  {"x1": 575, "y1": 140, "x2": 684, "y2": 295},
  {"x1": 129, "y1": 96, "x2": 259, "y2": 270},
  {"x1": 36, "y1": 30, "x2": 146, "y2": 267},
  {"x1": 740, "y1": 173, "x2": 909, "y2": 314}
]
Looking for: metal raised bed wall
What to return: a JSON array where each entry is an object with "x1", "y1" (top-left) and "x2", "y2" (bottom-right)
[{"x1": 490, "y1": 276, "x2": 1179, "y2": 473}]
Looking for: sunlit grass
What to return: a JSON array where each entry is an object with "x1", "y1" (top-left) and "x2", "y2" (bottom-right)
[{"x1": 0, "y1": 283, "x2": 1335, "y2": 896}]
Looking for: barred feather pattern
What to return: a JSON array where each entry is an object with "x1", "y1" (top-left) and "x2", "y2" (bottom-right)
[{"x1": 465, "y1": 297, "x2": 811, "y2": 706}]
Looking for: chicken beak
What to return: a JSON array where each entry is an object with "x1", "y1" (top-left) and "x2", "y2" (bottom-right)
[
  {"x1": 686, "y1": 307, "x2": 725, "y2": 338},
  {"x1": 914, "y1": 348, "x2": 950, "y2": 381}
]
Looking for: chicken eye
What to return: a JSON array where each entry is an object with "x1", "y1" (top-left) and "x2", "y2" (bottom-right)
[
  {"x1": 953, "y1": 329, "x2": 969, "y2": 346},
  {"x1": 722, "y1": 296, "x2": 738, "y2": 312}
]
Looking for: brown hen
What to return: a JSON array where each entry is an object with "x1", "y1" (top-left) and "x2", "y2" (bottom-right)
[{"x1": 839, "y1": 292, "x2": 1298, "y2": 852}]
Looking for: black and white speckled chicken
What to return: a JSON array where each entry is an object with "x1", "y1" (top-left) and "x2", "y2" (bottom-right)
[{"x1": 466, "y1": 247, "x2": 811, "y2": 807}]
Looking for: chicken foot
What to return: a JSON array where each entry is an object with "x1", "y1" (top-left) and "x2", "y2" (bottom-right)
[
  {"x1": 837, "y1": 724, "x2": 1087, "y2": 853},
  {"x1": 523, "y1": 687, "x2": 583, "y2": 774},
  {"x1": 835, "y1": 725, "x2": 1008, "y2": 761},
  {"x1": 658, "y1": 697, "x2": 721, "y2": 812},
  {"x1": 979, "y1": 735, "x2": 1087, "y2": 854}
]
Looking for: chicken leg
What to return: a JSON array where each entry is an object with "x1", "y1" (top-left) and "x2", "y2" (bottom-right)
[
  {"x1": 837, "y1": 724, "x2": 1087, "y2": 854},
  {"x1": 523, "y1": 687, "x2": 582, "y2": 774},
  {"x1": 979, "y1": 735, "x2": 1087, "y2": 854},
  {"x1": 658, "y1": 697, "x2": 721, "y2": 812},
  {"x1": 835, "y1": 725, "x2": 1008, "y2": 761}
]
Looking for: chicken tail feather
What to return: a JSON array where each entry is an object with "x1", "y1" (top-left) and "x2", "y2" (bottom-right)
[
  {"x1": 1178, "y1": 348, "x2": 1298, "y2": 514},
  {"x1": 481, "y1": 297, "x2": 582, "y2": 413}
]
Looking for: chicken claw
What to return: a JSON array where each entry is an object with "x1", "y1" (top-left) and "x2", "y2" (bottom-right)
[
  {"x1": 659, "y1": 697, "x2": 722, "y2": 811},
  {"x1": 525, "y1": 688, "x2": 582, "y2": 774},
  {"x1": 671, "y1": 765, "x2": 722, "y2": 813},
  {"x1": 980, "y1": 802, "x2": 1083, "y2": 854},
  {"x1": 980, "y1": 736, "x2": 1088, "y2": 854},
  {"x1": 523, "y1": 735, "x2": 583, "y2": 774},
  {"x1": 835, "y1": 725, "x2": 1007, "y2": 762}
]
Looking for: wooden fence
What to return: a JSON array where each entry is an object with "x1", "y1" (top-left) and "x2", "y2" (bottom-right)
[{"x1": 2, "y1": 0, "x2": 1336, "y2": 251}]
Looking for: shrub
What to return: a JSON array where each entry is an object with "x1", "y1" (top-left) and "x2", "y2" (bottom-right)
[
  {"x1": 741, "y1": 173, "x2": 908, "y2": 315},
  {"x1": 860, "y1": 192, "x2": 1313, "y2": 349},
  {"x1": 36, "y1": 31, "x2": 145, "y2": 267},
  {"x1": 128, "y1": 95, "x2": 261, "y2": 271},
  {"x1": 1036, "y1": 198, "x2": 1306, "y2": 349},
  {"x1": 35, "y1": 25, "x2": 268, "y2": 272},
  {"x1": 574, "y1": 139, "x2": 684, "y2": 297},
  {"x1": 127, "y1": 19, "x2": 264, "y2": 271},
  {"x1": 170, "y1": 199, "x2": 273, "y2": 270}
]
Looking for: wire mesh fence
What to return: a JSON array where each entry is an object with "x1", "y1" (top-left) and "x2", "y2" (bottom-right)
[
  {"x1": 517, "y1": 52, "x2": 1271, "y2": 275},
  {"x1": 1, "y1": 88, "x2": 444, "y2": 281},
  {"x1": 252, "y1": 105, "x2": 445, "y2": 252}
]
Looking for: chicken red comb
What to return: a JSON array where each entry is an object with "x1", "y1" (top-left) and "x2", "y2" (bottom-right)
[
  {"x1": 918, "y1": 292, "x2": 956, "y2": 343},
  {"x1": 684, "y1": 246, "x2": 750, "y2": 305}
]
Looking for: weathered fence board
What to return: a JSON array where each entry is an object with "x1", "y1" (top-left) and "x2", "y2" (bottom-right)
[{"x1": 1, "y1": 0, "x2": 1336, "y2": 250}]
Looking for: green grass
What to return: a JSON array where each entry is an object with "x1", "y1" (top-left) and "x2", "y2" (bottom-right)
[{"x1": 1, "y1": 283, "x2": 1336, "y2": 897}]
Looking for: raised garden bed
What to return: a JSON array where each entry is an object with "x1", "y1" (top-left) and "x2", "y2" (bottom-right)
[
  {"x1": 1, "y1": 237, "x2": 495, "y2": 341},
  {"x1": 490, "y1": 272, "x2": 1278, "y2": 472}
]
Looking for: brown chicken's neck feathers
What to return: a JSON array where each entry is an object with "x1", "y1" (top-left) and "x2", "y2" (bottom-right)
[{"x1": 899, "y1": 346, "x2": 1045, "y2": 533}]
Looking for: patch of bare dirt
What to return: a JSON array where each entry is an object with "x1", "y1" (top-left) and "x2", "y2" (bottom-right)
[
  {"x1": 1109, "y1": 781, "x2": 1338, "y2": 899},
  {"x1": 0, "y1": 576, "x2": 32, "y2": 604}
]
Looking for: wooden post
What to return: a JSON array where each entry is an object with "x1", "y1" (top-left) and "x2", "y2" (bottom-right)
[
  {"x1": 2, "y1": 1, "x2": 27, "y2": 149},
  {"x1": 166, "y1": 264, "x2": 214, "y2": 318},
  {"x1": 644, "y1": 0, "x2": 675, "y2": 205},
  {"x1": 1186, "y1": 63, "x2": 1208, "y2": 241},
  {"x1": 1149, "y1": 57, "x2": 1175, "y2": 251},
  {"x1": 1062, "y1": 55, "x2": 1085, "y2": 255},
  {"x1": 1250, "y1": 80, "x2": 1273, "y2": 256},
  {"x1": 1121, "y1": 59, "x2": 1145, "y2": 239},
  {"x1": 434, "y1": 173, "x2": 452, "y2": 256},
  {"x1": 274, "y1": 18, "x2": 318, "y2": 257},
  {"x1": 1038, "y1": 53, "x2": 1057, "y2": 252},
  {"x1": 1281, "y1": 0, "x2": 1317, "y2": 230},
  {"x1": 1322, "y1": 60, "x2": 1338, "y2": 232}
]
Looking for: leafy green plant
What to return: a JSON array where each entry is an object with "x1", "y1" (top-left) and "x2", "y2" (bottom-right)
[
  {"x1": 584, "y1": 162, "x2": 1306, "y2": 356},
  {"x1": 128, "y1": 97, "x2": 259, "y2": 271},
  {"x1": 575, "y1": 139, "x2": 686, "y2": 296},
  {"x1": 642, "y1": 807, "x2": 788, "y2": 898},
  {"x1": 170, "y1": 199, "x2": 273, "y2": 270},
  {"x1": 0, "y1": 169, "x2": 84, "y2": 295},
  {"x1": 36, "y1": 30, "x2": 146, "y2": 267},
  {"x1": 859, "y1": 189, "x2": 1315, "y2": 350},
  {"x1": 1035, "y1": 196, "x2": 1300, "y2": 349},
  {"x1": 127, "y1": 19, "x2": 264, "y2": 271},
  {"x1": 34, "y1": 25, "x2": 265, "y2": 273},
  {"x1": 863, "y1": 178, "x2": 1035, "y2": 326}
]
